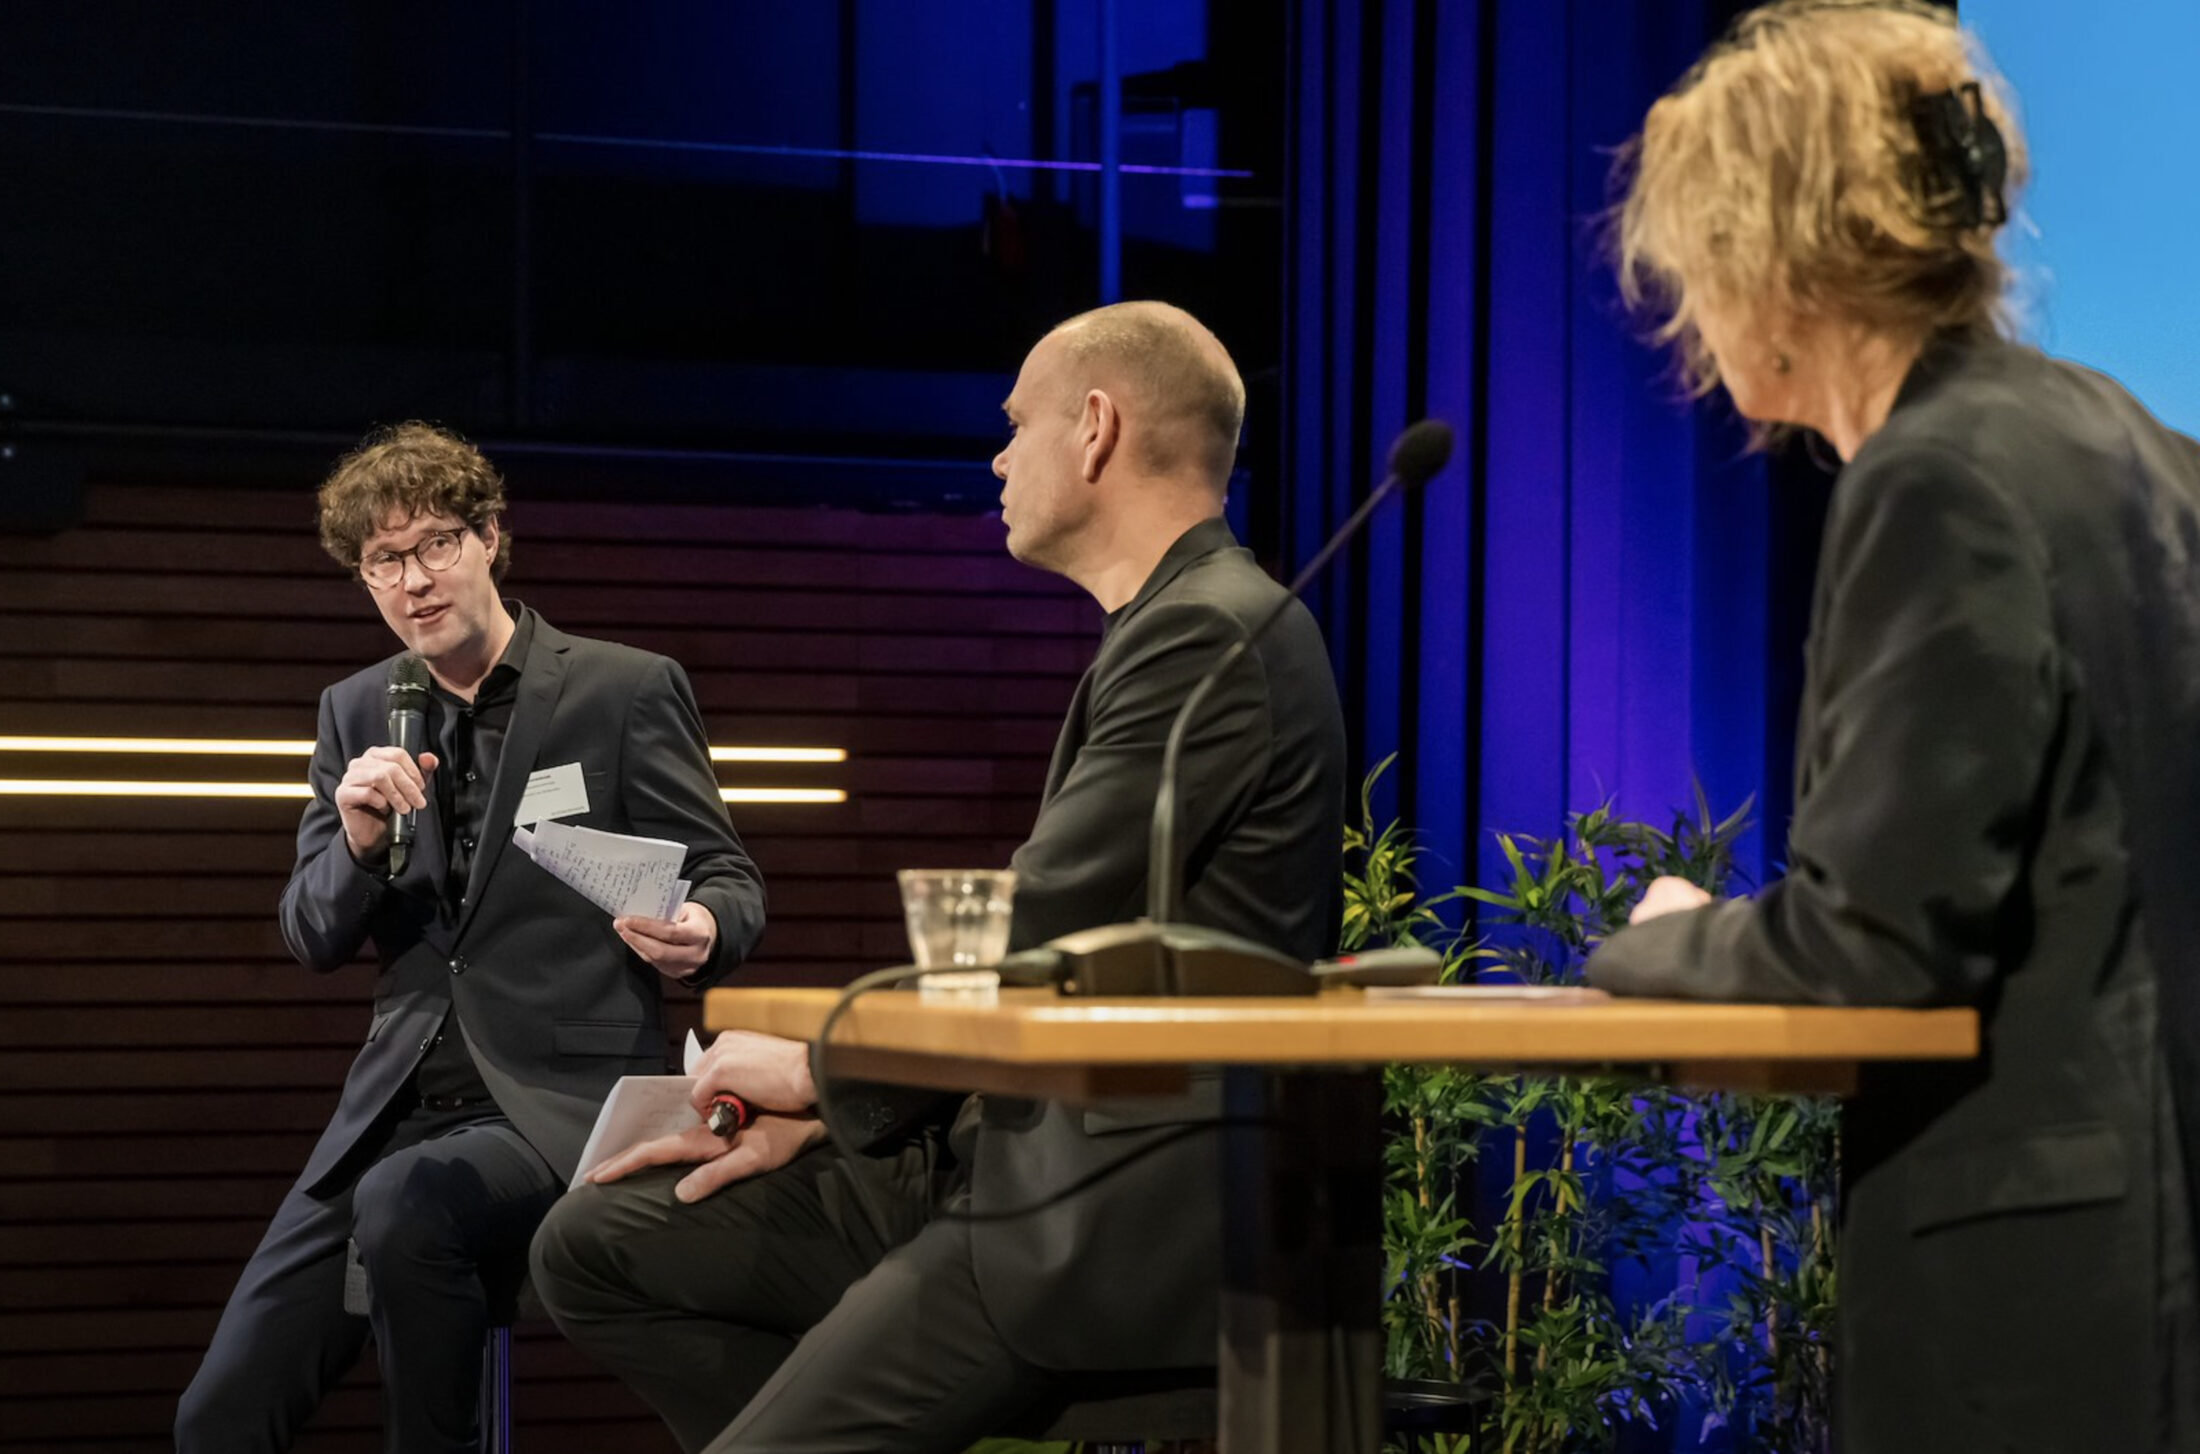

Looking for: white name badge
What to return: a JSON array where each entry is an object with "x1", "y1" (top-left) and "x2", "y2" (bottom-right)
[{"x1": 516, "y1": 762, "x2": 591, "y2": 826}]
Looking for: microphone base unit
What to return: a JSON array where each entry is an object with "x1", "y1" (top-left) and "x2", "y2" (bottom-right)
[
  {"x1": 1011, "y1": 925, "x2": 1447, "y2": 998},
  {"x1": 1046, "y1": 921, "x2": 1317, "y2": 998}
]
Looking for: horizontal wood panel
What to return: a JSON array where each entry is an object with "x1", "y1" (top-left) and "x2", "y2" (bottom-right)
[
  {"x1": 0, "y1": 705, "x2": 1066, "y2": 759},
  {"x1": 0, "y1": 612, "x2": 1094, "y2": 676},
  {"x1": 0, "y1": 529, "x2": 1069, "y2": 598},
  {"x1": 0, "y1": 1333, "x2": 616, "y2": 1392},
  {"x1": 0, "y1": 916, "x2": 917, "y2": 965},
  {"x1": 0, "y1": 1177, "x2": 300, "y2": 1225},
  {"x1": 86, "y1": 481, "x2": 1009, "y2": 554},
  {"x1": 0, "y1": 1380, "x2": 664, "y2": 1440},
  {"x1": 0, "y1": 795, "x2": 1041, "y2": 835},
  {"x1": 1, "y1": 479, "x2": 1080, "y2": 1450},
  {"x1": 0, "y1": 960, "x2": 901, "y2": 1012},
  {"x1": 0, "y1": 1096, "x2": 340, "y2": 1138},
  {"x1": 0, "y1": 873, "x2": 903, "y2": 919},
  {"x1": 0, "y1": 831, "x2": 1028, "y2": 877},
  {"x1": 0, "y1": 570, "x2": 1098, "y2": 638},
  {"x1": 0, "y1": 658, "x2": 1078, "y2": 720}
]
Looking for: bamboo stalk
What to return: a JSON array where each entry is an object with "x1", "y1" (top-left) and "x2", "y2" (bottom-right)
[
  {"x1": 1504, "y1": 1129, "x2": 1526, "y2": 1381},
  {"x1": 1415, "y1": 1116, "x2": 1432, "y2": 1207},
  {"x1": 1809, "y1": 1195, "x2": 1831, "y2": 1400},
  {"x1": 1414, "y1": 1115, "x2": 1446, "y2": 1357},
  {"x1": 1534, "y1": 1136, "x2": 1575, "y2": 1374},
  {"x1": 1760, "y1": 1219, "x2": 1779, "y2": 1362}
]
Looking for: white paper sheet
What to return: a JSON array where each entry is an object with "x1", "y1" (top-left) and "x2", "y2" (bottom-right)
[
  {"x1": 514, "y1": 818, "x2": 689, "y2": 920},
  {"x1": 567, "y1": 1032, "x2": 707, "y2": 1190}
]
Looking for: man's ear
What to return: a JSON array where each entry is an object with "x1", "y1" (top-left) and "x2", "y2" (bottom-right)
[{"x1": 1079, "y1": 389, "x2": 1119, "y2": 483}]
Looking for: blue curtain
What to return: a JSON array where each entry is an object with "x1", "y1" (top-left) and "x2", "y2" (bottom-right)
[{"x1": 1280, "y1": 0, "x2": 1793, "y2": 899}]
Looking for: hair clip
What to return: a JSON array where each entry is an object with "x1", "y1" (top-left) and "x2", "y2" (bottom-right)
[{"x1": 1910, "y1": 80, "x2": 2008, "y2": 229}]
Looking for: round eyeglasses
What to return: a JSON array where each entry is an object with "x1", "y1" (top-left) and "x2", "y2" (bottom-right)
[{"x1": 359, "y1": 529, "x2": 468, "y2": 590}]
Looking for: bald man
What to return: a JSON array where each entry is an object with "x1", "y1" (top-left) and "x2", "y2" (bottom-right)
[{"x1": 530, "y1": 302, "x2": 1346, "y2": 1453}]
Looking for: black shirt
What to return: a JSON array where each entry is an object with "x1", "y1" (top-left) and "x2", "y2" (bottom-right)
[{"x1": 409, "y1": 610, "x2": 534, "y2": 1108}]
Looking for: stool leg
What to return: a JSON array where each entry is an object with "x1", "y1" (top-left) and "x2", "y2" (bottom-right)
[{"x1": 479, "y1": 1325, "x2": 512, "y2": 1454}]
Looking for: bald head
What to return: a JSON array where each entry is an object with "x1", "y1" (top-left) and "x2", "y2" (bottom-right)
[{"x1": 1043, "y1": 301, "x2": 1246, "y2": 489}]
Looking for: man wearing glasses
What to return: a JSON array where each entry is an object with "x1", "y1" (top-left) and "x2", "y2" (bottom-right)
[{"x1": 176, "y1": 422, "x2": 766, "y2": 1454}]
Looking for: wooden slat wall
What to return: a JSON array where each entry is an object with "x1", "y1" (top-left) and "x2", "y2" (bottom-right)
[{"x1": 0, "y1": 482, "x2": 1096, "y2": 1450}]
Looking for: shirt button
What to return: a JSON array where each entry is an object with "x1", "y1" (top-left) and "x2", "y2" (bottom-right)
[
  {"x1": 448, "y1": 956, "x2": 466, "y2": 975},
  {"x1": 465, "y1": 771, "x2": 478, "y2": 783}
]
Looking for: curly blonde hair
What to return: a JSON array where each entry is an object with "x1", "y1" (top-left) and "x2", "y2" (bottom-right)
[
  {"x1": 1614, "y1": 0, "x2": 2028, "y2": 395},
  {"x1": 317, "y1": 422, "x2": 512, "y2": 580}
]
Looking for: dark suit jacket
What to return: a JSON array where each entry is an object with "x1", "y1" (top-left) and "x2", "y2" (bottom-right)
[
  {"x1": 1587, "y1": 336, "x2": 2200, "y2": 1452},
  {"x1": 280, "y1": 607, "x2": 767, "y2": 1192},
  {"x1": 962, "y1": 517, "x2": 1348, "y2": 1370}
]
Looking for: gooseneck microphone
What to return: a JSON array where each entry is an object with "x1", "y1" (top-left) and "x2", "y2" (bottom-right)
[
  {"x1": 385, "y1": 654, "x2": 431, "y2": 876},
  {"x1": 1149, "y1": 418, "x2": 1455, "y2": 927}
]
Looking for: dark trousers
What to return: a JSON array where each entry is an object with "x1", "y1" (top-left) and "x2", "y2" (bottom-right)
[
  {"x1": 530, "y1": 1139, "x2": 1060, "y2": 1453},
  {"x1": 176, "y1": 1113, "x2": 562, "y2": 1454}
]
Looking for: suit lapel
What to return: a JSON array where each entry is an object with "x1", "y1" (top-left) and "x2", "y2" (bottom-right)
[
  {"x1": 1038, "y1": 519, "x2": 1232, "y2": 808},
  {"x1": 1041, "y1": 664, "x2": 1100, "y2": 804},
  {"x1": 456, "y1": 626, "x2": 571, "y2": 936}
]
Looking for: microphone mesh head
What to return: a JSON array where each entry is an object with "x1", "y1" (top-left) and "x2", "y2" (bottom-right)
[
  {"x1": 1388, "y1": 419, "x2": 1456, "y2": 488},
  {"x1": 386, "y1": 653, "x2": 431, "y2": 698}
]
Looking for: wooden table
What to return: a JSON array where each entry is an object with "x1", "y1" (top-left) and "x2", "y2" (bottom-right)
[
  {"x1": 706, "y1": 985, "x2": 1978, "y2": 1452},
  {"x1": 707, "y1": 985, "x2": 1978, "y2": 1097}
]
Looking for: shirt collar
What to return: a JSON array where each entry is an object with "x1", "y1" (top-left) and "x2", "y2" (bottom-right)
[
  {"x1": 432, "y1": 601, "x2": 534, "y2": 708},
  {"x1": 1104, "y1": 517, "x2": 1240, "y2": 636}
]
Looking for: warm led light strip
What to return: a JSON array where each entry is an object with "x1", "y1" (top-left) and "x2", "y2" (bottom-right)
[
  {"x1": 0, "y1": 779, "x2": 313, "y2": 798},
  {"x1": 0, "y1": 779, "x2": 847, "y2": 804},
  {"x1": 0, "y1": 735, "x2": 317, "y2": 755},
  {"x1": 0, "y1": 736, "x2": 845, "y2": 763},
  {"x1": 712, "y1": 746, "x2": 847, "y2": 763}
]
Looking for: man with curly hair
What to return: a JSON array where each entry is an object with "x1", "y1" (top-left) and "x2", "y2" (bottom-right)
[{"x1": 177, "y1": 422, "x2": 767, "y2": 1453}]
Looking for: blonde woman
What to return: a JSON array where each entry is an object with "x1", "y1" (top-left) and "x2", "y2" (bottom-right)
[{"x1": 1586, "y1": 3, "x2": 2200, "y2": 1450}]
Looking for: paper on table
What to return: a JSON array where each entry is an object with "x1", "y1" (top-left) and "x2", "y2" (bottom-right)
[
  {"x1": 568, "y1": 1031, "x2": 709, "y2": 1191},
  {"x1": 514, "y1": 818, "x2": 690, "y2": 920}
]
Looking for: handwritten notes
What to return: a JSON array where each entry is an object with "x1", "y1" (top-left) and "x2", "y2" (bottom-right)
[{"x1": 513, "y1": 819, "x2": 689, "y2": 921}]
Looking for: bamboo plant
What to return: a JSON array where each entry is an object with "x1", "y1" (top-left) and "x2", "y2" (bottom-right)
[{"x1": 1348, "y1": 762, "x2": 1837, "y2": 1454}]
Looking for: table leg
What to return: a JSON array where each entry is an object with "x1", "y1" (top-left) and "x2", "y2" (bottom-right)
[{"x1": 1218, "y1": 1067, "x2": 1384, "y2": 1454}]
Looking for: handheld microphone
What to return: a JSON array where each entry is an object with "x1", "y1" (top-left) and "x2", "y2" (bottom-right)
[
  {"x1": 1043, "y1": 419, "x2": 1455, "y2": 997},
  {"x1": 385, "y1": 654, "x2": 431, "y2": 876}
]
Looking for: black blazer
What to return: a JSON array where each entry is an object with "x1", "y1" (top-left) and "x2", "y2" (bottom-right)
[
  {"x1": 280, "y1": 608, "x2": 767, "y2": 1192},
  {"x1": 962, "y1": 518, "x2": 1348, "y2": 1370},
  {"x1": 1587, "y1": 337, "x2": 2200, "y2": 1452}
]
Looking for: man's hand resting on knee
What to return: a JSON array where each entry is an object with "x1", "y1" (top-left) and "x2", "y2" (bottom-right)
[
  {"x1": 584, "y1": 1030, "x2": 825, "y2": 1203},
  {"x1": 587, "y1": 1112, "x2": 827, "y2": 1204},
  {"x1": 687, "y1": 1030, "x2": 818, "y2": 1117}
]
